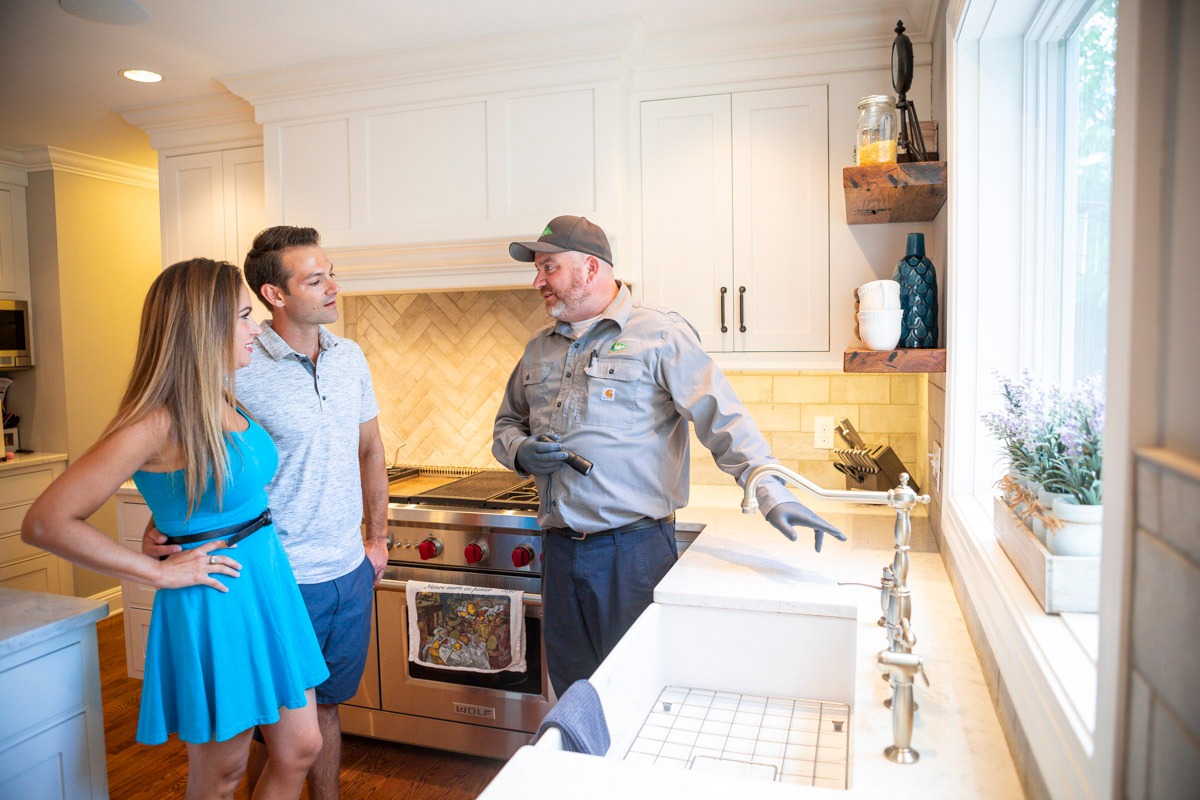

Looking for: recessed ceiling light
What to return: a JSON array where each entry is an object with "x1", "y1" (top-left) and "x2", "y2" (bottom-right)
[
  {"x1": 121, "y1": 69, "x2": 162, "y2": 83},
  {"x1": 60, "y1": 0, "x2": 149, "y2": 25}
]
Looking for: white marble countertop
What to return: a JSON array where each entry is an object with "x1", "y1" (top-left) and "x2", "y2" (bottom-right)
[
  {"x1": 0, "y1": 451, "x2": 67, "y2": 472},
  {"x1": 480, "y1": 485, "x2": 1021, "y2": 798},
  {"x1": 0, "y1": 587, "x2": 108, "y2": 658}
]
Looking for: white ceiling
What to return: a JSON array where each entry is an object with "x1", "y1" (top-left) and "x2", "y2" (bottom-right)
[{"x1": 0, "y1": 0, "x2": 934, "y2": 170}]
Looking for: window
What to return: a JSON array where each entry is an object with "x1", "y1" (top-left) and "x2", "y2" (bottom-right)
[
  {"x1": 944, "y1": 0, "x2": 1119, "y2": 796},
  {"x1": 1060, "y1": 0, "x2": 1116, "y2": 383}
]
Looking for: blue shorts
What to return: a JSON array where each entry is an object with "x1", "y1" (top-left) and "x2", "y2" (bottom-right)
[{"x1": 297, "y1": 556, "x2": 375, "y2": 706}]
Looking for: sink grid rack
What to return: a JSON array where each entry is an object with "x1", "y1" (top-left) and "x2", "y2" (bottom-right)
[{"x1": 622, "y1": 686, "x2": 851, "y2": 790}]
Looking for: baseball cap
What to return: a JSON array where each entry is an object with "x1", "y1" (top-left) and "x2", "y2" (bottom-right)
[{"x1": 508, "y1": 215, "x2": 612, "y2": 264}]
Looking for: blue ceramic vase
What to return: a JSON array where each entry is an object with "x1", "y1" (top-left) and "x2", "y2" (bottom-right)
[{"x1": 893, "y1": 233, "x2": 939, "y2": 348}]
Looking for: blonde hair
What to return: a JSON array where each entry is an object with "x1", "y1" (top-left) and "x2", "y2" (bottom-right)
[{"x1": 109, "y1": 258, "x2": 245, "y2": 516}]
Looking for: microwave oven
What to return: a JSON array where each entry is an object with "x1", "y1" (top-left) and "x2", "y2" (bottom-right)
[{"x1": 0, "y1": 300, "x2": 33, "y2": 370}]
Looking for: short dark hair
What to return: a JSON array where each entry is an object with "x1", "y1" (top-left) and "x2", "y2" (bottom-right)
[{"x1": 243, "y1": 226, "x2": 321, "y2": 304}]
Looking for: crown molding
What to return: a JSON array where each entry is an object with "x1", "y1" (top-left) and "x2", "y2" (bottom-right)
[
  {"x1": 0, "y1": 146, "x2": 157, "y2": 189},
  {"x1": 220, "y1": 18, "x2": 650, "y2": 121},
  {"x1": 0, "y1": 147, "x2": 30, "y2": 186},
  {"x1": 116, "y1": 92, "x2": 262, "y2": 152}
]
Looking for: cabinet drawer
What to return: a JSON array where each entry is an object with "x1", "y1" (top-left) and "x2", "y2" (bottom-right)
[
  {"x1": 124, "y1": 575, "x2": 156, "y2": 609},
  {"x1": 117, "y1": 499, "x2": 152, "y2": 544},
  {"x1": 0, "y1": 506, "x2": 39, "y2": 565},
  {"x1": 0, "y1": 553, "x2": 62, "y2": 594},
  {"x1": 124, "y1": 605, "x2": 153, "y2": 680},
  {"x1": 0, "y1": 468, "x2": 54, "y2": 506},
  {"x1": 0, "y1": 712, "x2": 94, "y2": 800},
  {"x1": 0, "y1": 640, "x2": 86, "y2": 741}
]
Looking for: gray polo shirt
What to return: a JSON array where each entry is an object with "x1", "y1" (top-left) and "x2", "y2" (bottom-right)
[
  {"x1": 493, "y1": 283, "x2": 794, "y2": 533},
  {"x1": 237, "y1": 322, "x2": 380, "y2": 583}
]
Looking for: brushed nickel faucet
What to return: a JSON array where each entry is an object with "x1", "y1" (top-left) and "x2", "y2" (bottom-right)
[{"x1": 742, "y1": 464, "x2": 931, "y2": 764}]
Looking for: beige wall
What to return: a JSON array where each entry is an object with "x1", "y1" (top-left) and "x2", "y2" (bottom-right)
[
  {"x1": 11, "y1": 169, "x2": 160, "y2": 598},
  {"x1": 347, "y1": 289, "x2": 934, "y2": 499}
]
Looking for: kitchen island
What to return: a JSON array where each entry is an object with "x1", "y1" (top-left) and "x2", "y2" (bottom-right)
[
  {"x1": 0, "y1": 587, "x2": 109, "y2": 798},
  {"x1": 479, "y1": 485, "x2": 1021, "y2": 798}
]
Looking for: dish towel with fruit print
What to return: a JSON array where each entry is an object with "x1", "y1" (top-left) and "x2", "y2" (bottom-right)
[{"x1": 406, "y1": 581, "x2": 527, "y2": 673}]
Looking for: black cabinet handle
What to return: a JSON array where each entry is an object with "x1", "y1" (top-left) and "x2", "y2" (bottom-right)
[
  {"x1": 738, "y1": 286, "x2": 747, "y2": 332},
  {"x1": 720, "y1": 287, "x2": 728, "y2": 333}
]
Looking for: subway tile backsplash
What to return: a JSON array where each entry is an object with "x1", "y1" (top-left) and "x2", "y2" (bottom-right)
[{"x1": 346, "y1": 290, "x2": 928, "y2": 492}]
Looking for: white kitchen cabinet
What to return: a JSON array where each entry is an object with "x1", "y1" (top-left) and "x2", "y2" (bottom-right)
[
  {"x1": 0, "y1": 180, "x2": 31, "y2": 298},
  {"x1": 116, "y1": 489, "x2": 153, "y2": 679},
  {"x1": 265, "y1": 84, "x2": 620, "y2": 252},
  {"x1": 159, "y1": 146, "x2": 265, "y2": 268},
  {"x1": 0, "y1": 458, "x2": 70, "y2": 595},
  {"x1": 640, "y1": 86, "x2": 829, "y2": 353}
]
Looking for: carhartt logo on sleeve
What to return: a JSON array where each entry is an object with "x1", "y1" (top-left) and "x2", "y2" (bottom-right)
[
  {"x1": 609, "y1": 342, "x2": 628, "y2": 353},
  {"x1": 601, "y1": 388, "x2": 616, "y2": 401},
  {"x1": 541, "y1": 226, "x2": 554, "y2": 236}
]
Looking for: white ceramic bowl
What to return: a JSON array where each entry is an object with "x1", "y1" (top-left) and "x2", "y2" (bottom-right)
[
  {"x1": 857, "y1": 279, "x2": 901, "y2": 311},
  {"x1": 857, "y1": 309, "x2": 902, "y2": 350}
]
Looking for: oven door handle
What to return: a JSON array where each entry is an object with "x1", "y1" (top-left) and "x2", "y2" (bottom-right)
[{"x1": 376, "y1": 576, "x2": 543, "y2": 608}]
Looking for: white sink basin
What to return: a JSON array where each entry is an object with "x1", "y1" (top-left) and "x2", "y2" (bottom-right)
[{"x1": 537, "y1": 601, "x2": 858, "y2": 788}]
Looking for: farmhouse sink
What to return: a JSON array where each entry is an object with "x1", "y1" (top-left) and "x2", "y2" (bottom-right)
[{"x1": 537, "y1": 601, "x2": 857, "y2": 788}]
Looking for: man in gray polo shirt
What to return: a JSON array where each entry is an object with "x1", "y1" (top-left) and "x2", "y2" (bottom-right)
[{"x1": 146, "y1": 226, "x2": 388, "y2": 799}]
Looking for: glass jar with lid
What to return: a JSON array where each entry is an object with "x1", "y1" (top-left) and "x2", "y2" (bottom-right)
[{"x1": 856, "y1": 95, "x2": 898, "y2": 166}]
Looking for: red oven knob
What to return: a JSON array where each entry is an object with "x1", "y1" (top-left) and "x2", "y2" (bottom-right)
[
  {"x1": 464, "y1": 542, "x2": 487, "y2": 564},
  {"x1": 417, "y1": 538, "x2": 443, "y2": 561},
  {"x1": 511, "y1": 544, "x2": 535, "y2": 568}
]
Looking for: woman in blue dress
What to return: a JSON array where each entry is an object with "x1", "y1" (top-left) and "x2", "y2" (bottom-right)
[{"x1": 24, "y1": 258, "x2": 328, "y2": 799}]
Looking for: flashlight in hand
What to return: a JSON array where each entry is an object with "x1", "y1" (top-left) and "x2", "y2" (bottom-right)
[{"x1": 536, "y1": 434, "x2": 593, "y2": 476}]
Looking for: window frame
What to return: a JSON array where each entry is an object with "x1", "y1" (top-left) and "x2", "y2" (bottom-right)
[{"x1": 943, "y1": 0, "x2": 1125, "y2": 797}]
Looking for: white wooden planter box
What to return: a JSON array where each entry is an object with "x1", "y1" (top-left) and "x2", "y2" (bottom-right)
[{"x1": 993, "y1": 497, "x2": 1100, "y2": 613}]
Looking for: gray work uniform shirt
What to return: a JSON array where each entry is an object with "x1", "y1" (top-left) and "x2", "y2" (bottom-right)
[
  {"x1": 493, "y1": 283, "x2": 794, "y2": 533},
  {"x1": 237, "y1": 322, "x2": 381, "y2": 583}
]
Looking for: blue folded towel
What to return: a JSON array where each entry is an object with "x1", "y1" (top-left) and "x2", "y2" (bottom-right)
[{"x1": 532, "y1": 679, "x2": 611, "y2": 755}]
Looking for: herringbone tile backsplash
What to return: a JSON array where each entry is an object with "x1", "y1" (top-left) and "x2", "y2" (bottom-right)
[
  {"x1": 345, "y1": 290, "x2": 928, "y2": 488},
  {"x1": 344, "y1": 290, "x2": 547, "y2": 469}
]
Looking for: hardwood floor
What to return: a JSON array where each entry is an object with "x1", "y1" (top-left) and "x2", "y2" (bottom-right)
[{"x1": 97, "y1": 614, "x2": 506, "y2": 799}]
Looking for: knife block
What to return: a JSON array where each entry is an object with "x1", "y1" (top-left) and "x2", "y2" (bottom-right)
[{"x1": 836, "y1": 445, "x2": 920, "y2": 494}]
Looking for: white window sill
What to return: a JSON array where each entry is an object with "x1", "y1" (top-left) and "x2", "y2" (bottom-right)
[{"x1": 943, "y1": 493, "x2": 1097, "y2": 796}]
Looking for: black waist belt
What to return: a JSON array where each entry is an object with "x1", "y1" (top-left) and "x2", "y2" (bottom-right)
[
  {"x1": 164, "y1": 509, "x2": 273, "y2": 548},
  {"x1": 546, "y1": 513, "x2": 675, "y2": 541}
]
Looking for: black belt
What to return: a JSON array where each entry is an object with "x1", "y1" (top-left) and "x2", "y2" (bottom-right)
[
  {"x1": 163, "y1": 509, "x2": 273, "y2": 548},
  {"x1": 546, "y1": 513, "x2": 675, "y2": 541}
]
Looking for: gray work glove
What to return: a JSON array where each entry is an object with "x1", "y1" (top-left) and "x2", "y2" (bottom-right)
[
  {"x1": 766, "y1": 502, "x2": 846, "y2": 552},
  {"x1": 516, "y1": 433, "x2": 568, "y2": 475}
]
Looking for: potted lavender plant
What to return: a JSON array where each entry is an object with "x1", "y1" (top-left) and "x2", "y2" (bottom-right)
[
  {"x1": 981, "y1": 371, "x2": 1039, "y2": 514},
  {"x1": 1044, "y1": 375, "x2": 1105, "y2": 556}
]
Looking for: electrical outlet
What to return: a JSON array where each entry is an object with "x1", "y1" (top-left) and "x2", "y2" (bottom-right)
[{"x1": 814, "y1": 416, "x2": 834, "y2": 449}]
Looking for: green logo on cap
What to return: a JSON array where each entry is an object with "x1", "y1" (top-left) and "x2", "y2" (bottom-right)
[{"x1": 541, "y1": 226, "x2": 554, "y2": 237}]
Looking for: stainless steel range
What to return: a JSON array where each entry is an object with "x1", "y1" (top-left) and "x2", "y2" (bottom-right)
[{"x1": 339, "y1": 466, "x2": 701, "y2": 759}]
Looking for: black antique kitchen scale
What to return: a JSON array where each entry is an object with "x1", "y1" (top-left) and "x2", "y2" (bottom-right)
[{"x1": 892, "y1": 20, "x2": 929, "y2": 162}]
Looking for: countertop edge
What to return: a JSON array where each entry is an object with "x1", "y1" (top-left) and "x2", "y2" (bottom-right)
[{"x1": 0, "y1": 587, "x2": 109, "y2": 659}]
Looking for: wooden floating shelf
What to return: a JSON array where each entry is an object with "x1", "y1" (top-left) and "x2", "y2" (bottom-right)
[
  {"x1": 842, "y1": 161, "x2": 947, "y2": 224},
  {"x1": 843, "y1": 347, "x2": 946, "y2": 373}
]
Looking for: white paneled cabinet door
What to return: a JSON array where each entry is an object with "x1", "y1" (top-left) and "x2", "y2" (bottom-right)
[
  {"x1": 640, "y1": 86, "x2": 829, "y2": 353},
  {"x1": 160, "y1": 151, "x2": 225, "y2": 265},
  {"x1": 0, "y1": 186, "x2": 16, "y2": 295},
  {"x1": 222, "y1": 147, "x2": 265, "y2": 264},
  {"x1": 640, "y1": 94, "x2": 734, "y2": 351},
  {"x1": 160, "y1": 146, "x2": 264, "y2": 269},
  {"x1": 732, "y1": 86, "x2": 829, "y2": 352}
]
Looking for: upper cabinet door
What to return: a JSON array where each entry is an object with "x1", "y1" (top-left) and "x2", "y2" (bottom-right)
[
  {"x1": 640, "y1": 86, "x2": 829, "y2": 354},
  {"x1": 222, "y1": 147, "x2": 265, "y2": 267},
  {"x1": 0, "y1": 187, "x2": 16, "y2": 295},
  {"x1": 732, "y1": 86, "x2": 829, "y2": 353},
  {"x1": 160, "y1": 151, "x2": 225, "y2": 266},
  {"x1": 640, "y1": 94, "x2": 734, "y2": 351}
]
